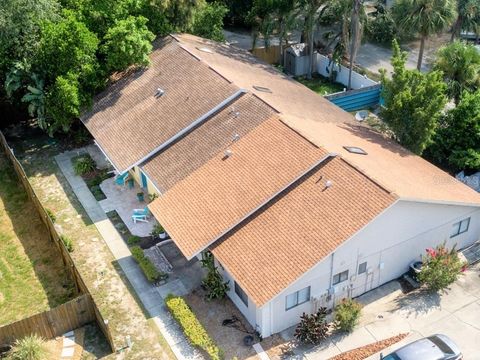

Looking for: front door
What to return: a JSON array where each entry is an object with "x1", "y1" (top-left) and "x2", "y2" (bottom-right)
[{"x1": 140, "y1": 171, "x2": 148, "y2": 189}]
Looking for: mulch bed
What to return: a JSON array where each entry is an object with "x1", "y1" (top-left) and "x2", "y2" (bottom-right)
[{"x1": 329, "y1": 333, "x2": 409, "y2": 360}]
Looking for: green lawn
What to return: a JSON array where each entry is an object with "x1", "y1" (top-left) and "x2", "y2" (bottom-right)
[
  {"x1": 0, "y1": 152, "x2": 75, "y2": 325},
  {"x1": 296, "y1": 75, "x2": 345, "y2": 95}
]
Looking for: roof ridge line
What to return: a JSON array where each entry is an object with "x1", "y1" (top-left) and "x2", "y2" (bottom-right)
[
  {"x1": 119, "y1": 89, "x2": 247, "y2": 173},
  {"x1": 188, "y1": 152, "x2": 337, "y2": 260}
]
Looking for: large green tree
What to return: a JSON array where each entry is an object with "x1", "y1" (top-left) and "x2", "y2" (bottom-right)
[
  {"x1": 0, "y1": 0, "x2": 59, "y2": 79},
  {"x1": 434, "y1": 41, "x2": 480, "y2": 104},
  {"x1": 101, "y1": 16, "x2": 155, "y2": 72},
  {"x1": 191, "y1": 2, "x2": 228, "y2": 41},
  {"x1": 392, "y1": 0, "x2": 456, "y2": 70},
  {"x1": 380, "y1": 40, "x2": 447, "y2": 154},
  {"x1": 427, "y1": 90, "x2": 480, "y2": 171}
]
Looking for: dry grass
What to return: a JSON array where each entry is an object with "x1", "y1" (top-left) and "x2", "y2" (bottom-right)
[
  {"x1": 0, "y1": 152, "x2": 75, "y2": 325},
  {"x1": 7, "y1": 130, "x2": 174, "y2": 359}
]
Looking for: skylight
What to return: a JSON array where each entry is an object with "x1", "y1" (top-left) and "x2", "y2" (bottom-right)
[
  {"x1": 197, "y1": 47, "x2": 213, "y2": 53},
  {"x1": 343, "y1": 146, "x2": 367, "y2": 155},
  {"x1": 253, "y1": 85, "x2": 272, "y2": 93}
]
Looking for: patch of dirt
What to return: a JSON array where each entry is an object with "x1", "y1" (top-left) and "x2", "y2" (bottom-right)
[
  {"x1": 184, "y1": 288, "x2": 260, "y2": 360},
  {"x1": 328, "y1": 333, "x2": 409, "y2": 360}
]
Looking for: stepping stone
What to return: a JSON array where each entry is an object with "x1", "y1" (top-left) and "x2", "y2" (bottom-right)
[
  {"x1": 63, "y1": 337, "x2": 76, "y2": 347},
  {"x1": 61, "y1": 346, "x2": 74, "y2": 358}
]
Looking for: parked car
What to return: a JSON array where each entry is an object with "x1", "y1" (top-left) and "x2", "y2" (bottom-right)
[{"x1": 381, "y1": 334, "x2": 462, "y2": 360}]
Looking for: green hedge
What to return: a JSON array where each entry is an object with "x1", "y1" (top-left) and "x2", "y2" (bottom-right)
[
  {"x1": 130, "y1": 246, "x2": 165, "y2": 283},
  {"x1": 165, "y1": 295, "x2": 223, "y2": 360}
]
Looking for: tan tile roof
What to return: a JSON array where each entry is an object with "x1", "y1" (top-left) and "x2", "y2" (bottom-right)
[
  {"x1": 81, "y1": 36, "x2": 238, "y2": 172},
  {"x1": 211, "y1": 157, "x2": 397, "y2": 306},
  {"x1": 141, "y1": 93, "x2": 276, "y2": 192},
  {"x1": 148, "y1": 117, "x2": 328, "y2": 259},
  {"x1": 175, "y1": 33, "x2": 480, "y2": 206}
]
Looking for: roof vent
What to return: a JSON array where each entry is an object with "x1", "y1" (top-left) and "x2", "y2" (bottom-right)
[
  {"x1": 325, "y1": 180, "x2": 333, "y2": 188},
  {"x1": 223, "y1": 149, "x2": 233, "y2": 159},
  {"x1": 232, "y1": 134, "x2": 240, "y2": 142},
  {"x1": 343, "y1": 146, "x2": 367, "y2": 155},
  {"x1": 155, "y1": 88, "x2": 165, "y2": 98},
  {"x1": 253, "y1": 85, "x2": 272, "y2": 93},
  {"x1": 197, "y1": 47, "x2": 213, "y2": 53}
]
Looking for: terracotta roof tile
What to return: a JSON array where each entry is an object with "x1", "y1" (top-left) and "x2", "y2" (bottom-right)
[
  {"x1": 148, "y1": 117, "x2": 327, "y2": 259},
  {"x1": 141, "y1": 93, "x2": 276, "y2": 192},
  {"x1": 176, "y1": 33, "x2": 480, "y2": 206},
  {"x1": 81, "y1": 37, "x2": 238, "y2": 172},
  {"x1": 211, "y1": 157, "x2": 397, "y2": 306}
]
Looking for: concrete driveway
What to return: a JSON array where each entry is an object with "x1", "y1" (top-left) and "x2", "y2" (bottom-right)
[{"x1": 301, "y1": 263, "x2": 480, "y2": 359}]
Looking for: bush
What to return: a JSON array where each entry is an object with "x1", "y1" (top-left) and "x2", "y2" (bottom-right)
[
  {"x1": 418, "y1": 243, "x2": 467, "y2": 292},
  {"x1": 8, "y1": 334, "x2": 48, "y2": 360},
  {"x1": 191, "y1": 2, "x2": 228, "y2": 42},
  {"x1": 200, "y1": 251, "x2": 229, "y2": 300},
  {"x1": 45, "y1": 208, "x2": 56, "y2": 223},
  {"x1": 127, "y1": 235, "x2": 141, "y2": 246},
  {"x1": 60, "y1": 235, "x2": 74, "y2": 253},
  {"x1": 294, "y1": 308, "x2": 330, "y2": 344},
  {"x1": 150, "y1": 223, "x2": 165, "y2": 237},
  {"x1": 130, "y1": 246, "x2": 165, "y2": 283},
  {"x1": 366, "y1": 12, "x2": 396, "y2": 44},
  {"x1": 73, "y1": 155, "x2": 96, "y2": 175},
  {"x1": 165, "y1": 294, "x2": 223, "y2": 360},
  {"x1": 334, "y1": 299, "x2": 362, "y2": 332}
]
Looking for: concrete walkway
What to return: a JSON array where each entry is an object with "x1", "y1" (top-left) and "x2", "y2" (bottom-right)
[
  {"x1": 290, "y1": 265, "x2": 480, "y2": 359},
  {"x1": 56, "y1": 149, "x2": 202, "y2": 360}
]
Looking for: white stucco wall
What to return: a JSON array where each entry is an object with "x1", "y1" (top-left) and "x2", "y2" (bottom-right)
[{"x1": 258, "y1": 200, "x2": 480, "y2": 336}]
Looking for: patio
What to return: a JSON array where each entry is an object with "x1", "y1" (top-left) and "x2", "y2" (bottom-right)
[{"x1": 98, "y1": 177, "x2": 155, "y2": 237}]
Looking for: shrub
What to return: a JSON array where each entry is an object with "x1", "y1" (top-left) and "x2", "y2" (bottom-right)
[
  {"x1": 130, "y1": 246, "x2": 165, "y2": 283},
  {"x1": 366, "y1": 11, "x2": 396, "y2": 44},
  {"x1": 150, "y1": 223, "x2": 165, "y2": 237},
  {"x1": 8, "y1": 334, "x2": 48, "y2": 360},
  {"x1": 200, "y1": 251, "x2": 229, "y2": 300},
  {"x1": 73, "y1": 155, "x2": 96, "y2": 175},
  {"x1": 60, "y1": 235, "x2": 74, "y2": 253},
  {"x1": 165, "y1": 294, "x2": 223, "y2": 360},
  {"x1": 334, "y1": 299, "x2": 362, "y2": 332},
  {"x1": 418, "y1": 243, "x2": 467, "y2": 292},
  {"x1": 294, "y1": 308, "x2": 330, "y2": 344},
  {"x1": 127, "y1": 235, "x2": 141, "y2": 246},
  {"x1": 45, "y1": 208, "x2": 56, "y2": 223}
]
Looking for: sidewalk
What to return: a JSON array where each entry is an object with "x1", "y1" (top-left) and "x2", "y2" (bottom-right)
[{"x1": 56, "y1": 149, "x2": 202, "y2": 360}]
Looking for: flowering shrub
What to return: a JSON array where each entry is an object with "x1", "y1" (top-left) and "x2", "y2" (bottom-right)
[
  {"x1": 334, "y1": 299, "x2": 362, "y2": 332},
  {"x1": 418, "y1": 243, "x2": 467, "y2": 292}
]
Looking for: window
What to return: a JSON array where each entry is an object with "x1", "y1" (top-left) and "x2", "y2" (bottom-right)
[
  {"x1": 285, "y1": 286, "x2": 311, "y2": 310},
  {"x1": 450, "y1": 217, "x2": 470, "y2": 238},
  {"x1": 358, "y1": 262, "x2": 367, "y2": 275},
  {"x1": 333, "y1": 270, "x2": 349, "y2": 285},
  {"x1": 234, "y1": 282, "x2": 248, "y2": 307}
]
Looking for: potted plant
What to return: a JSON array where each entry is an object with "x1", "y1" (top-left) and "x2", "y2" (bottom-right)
[
  {"x1": 136, "y1": 192, "x2": 144, "y2": 202},
  {"x1": 151, "y1": 223, "x2": 167, "y2": 240}
]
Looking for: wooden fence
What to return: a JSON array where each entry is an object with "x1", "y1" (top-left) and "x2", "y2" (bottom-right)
[
  {"x1": 251, "y1": 45, "x2": 281, "y2": 65},
  {"x1": 0, "y1": 294, "x2": 94, "y2": 344},
  {"x1": 0, "y1": 131, "x2": 114, "y2": 350}
]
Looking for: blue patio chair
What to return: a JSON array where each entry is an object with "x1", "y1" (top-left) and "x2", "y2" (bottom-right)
[
  {"x1": 115, "y1": 172, "x2": 129, "y2": 187},
  {"x1": 132, "y1": 207, "x2": 149, "y2": 223}
]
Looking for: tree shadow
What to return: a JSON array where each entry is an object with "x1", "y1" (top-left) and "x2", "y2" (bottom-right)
[{"x1": 0, "y1": 152, "x2": 76, "y2": 314}]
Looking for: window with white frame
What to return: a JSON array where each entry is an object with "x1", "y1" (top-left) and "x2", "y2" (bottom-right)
[
  {"x1": 332, "y1": 270, "x2": 349, "y2": 285},
  {"x1": 358, "y1": 262, "x2": 367, "y2": 275},
  {"x1": 450, "y1": 217, "x2": 470, "y2": 238},
  {"x1": 234, "y1": 282, "x2": 248, "y2": 307},
  {"x1": 285, "y1": 286, "x2": 310, "y2": 310}
]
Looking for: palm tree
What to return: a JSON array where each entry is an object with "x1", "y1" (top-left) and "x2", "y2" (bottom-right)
[
  {"x1": 434, "y1": 41, "x2": 480, "y2": 104},
  {"x1": 276, "y1": 0, "x2": 297, "y2": 65},
  {"x1": 301, "y1": 0, "x2": 326, "y2": 79},
  {"x1": 451, "y1": 0, "x2": 480, "y2": 41},
  {"x1": 348, "y1": 0, "x2": 362, "y2": 89},
  {"x1": 393, "y1": 0, "x2": 456, "y2": 71}
]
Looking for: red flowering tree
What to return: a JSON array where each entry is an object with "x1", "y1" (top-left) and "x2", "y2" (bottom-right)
[{"x1": 418, "y1": 243, "x2": 467, "y2": 292}]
